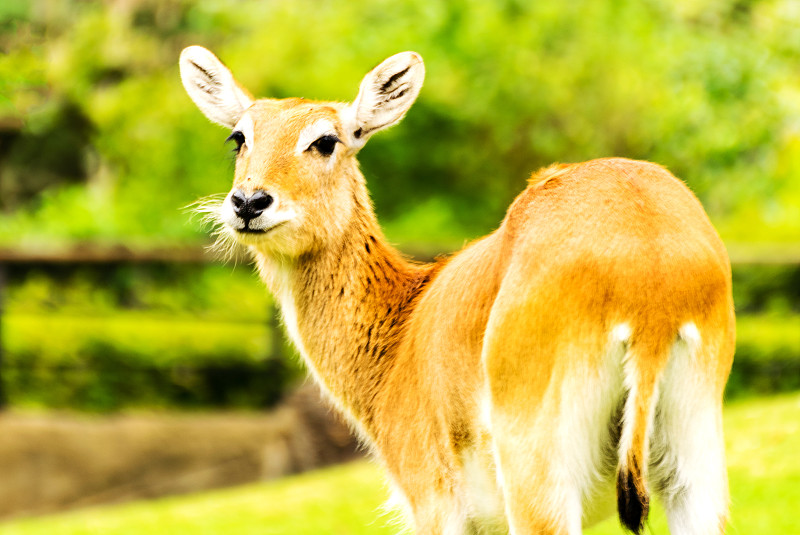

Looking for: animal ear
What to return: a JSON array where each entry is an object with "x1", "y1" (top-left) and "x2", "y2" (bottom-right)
[
  {"x1": 179, "y1": 46, "x2": 253, "y2": 129},
  {"x1": 341, "y1": 51, "x2": 425, "y2": 151}
]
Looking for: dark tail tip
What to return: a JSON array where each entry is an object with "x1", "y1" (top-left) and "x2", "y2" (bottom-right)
[{"x1": 617, "y1": 467, "x2": 649, "y2": 534}]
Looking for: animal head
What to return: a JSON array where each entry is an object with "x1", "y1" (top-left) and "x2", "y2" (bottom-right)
[{"x1": 180, "y1": 46, "x2": 425, "y2": 257}]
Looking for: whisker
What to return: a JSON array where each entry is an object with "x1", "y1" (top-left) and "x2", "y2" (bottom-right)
[
  {"x1": 184, "y1": 194, "x2": 244, "y2": 263},
  {"x1": 184, "y1": 193, "x2": 227, "y2": 221}
]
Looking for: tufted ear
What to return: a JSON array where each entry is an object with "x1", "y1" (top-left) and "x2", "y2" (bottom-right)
[
  {"x1": 341, "y1": 51, "x2": 425, "y2": 151},
  {"x1": 179, "y1": 46, "x2": 253, "y2": 129}
]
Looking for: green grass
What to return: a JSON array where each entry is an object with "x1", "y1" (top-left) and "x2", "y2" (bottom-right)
[
  {"x1": 1, "y1": 393, "x2": 798, "y2": 534},
  {"x1": 0, "y1": 462, "x2": 397, "y2": 535}
]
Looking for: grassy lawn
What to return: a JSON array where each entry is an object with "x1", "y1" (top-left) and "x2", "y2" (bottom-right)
[
  {"x1": 0, "y1": 462, "x2": 396, "y2": 535},
  {"x1": 1, "y1": 393, "x2": 798, "y2": 535}
]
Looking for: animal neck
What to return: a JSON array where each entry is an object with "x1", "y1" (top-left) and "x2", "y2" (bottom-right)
[{"x1": 252, "y1": 190, "x2": 436, "y2": 432}]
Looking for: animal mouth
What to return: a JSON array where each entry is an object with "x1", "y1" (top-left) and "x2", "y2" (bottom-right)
[{"x1": 235, "y1": 220, "x2": 287, "y2": 235}]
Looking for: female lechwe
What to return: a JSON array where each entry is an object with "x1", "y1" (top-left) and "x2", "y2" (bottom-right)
[{"x1": 180, "y1": 46, "x2": 734, "y2": 535}]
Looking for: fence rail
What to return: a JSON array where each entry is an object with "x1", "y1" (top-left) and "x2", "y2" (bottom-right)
[{"x1": 0, "y1": 245, "x2": 215, "y2": 264}]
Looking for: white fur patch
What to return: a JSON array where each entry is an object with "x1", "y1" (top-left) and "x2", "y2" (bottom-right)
[
  {"x1": 233, "y1": 112, "x2": 255, "y2": 152},
  {"x1": 382, "y1": 478, "x2": 413, "y2": 529},
  {"x1": 270, "y1": 264, "x2": 307, "y2": 359},
  {"x1": 461, "y1": 445, "x2": 505, "y2": 526},
  {"x1": 295, "y1": 118, "x2": 337, "y2": 155},
  {"x1": 559, "y1": 337, "x2": 626, "y2": 529},
  {"x1": 679, "y1": 322, "x2": 701, "y2": 349},
  {"x1": 611, "y1": 323, "x2": 632, "y2": 344}
]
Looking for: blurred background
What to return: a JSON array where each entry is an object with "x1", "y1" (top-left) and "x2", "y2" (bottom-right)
[{"x1": 0, "y1": 0, "x2": 798, "y2": 533}]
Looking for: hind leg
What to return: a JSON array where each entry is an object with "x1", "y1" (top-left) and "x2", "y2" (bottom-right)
[
  {"x1": 489, "y1": 380, "x2": 623, "y2": 535},
  {"x1": 650, "y1": 329, "x2": 731, "y2": 535},
  {"x1": 481, "y1": 266, "x2": 632, "y2": 534},
  {"x1": 652, "y1": 402, "x2": 728, "y2": 535},
  {"x1": 490, "y1": 409, "x2": 582, "y2": 535},
  {"x1": 485, "y1": 341, "x2": 624, "y2": 534}
]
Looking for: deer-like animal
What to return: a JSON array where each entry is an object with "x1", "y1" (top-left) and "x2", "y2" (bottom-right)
[{"x1": 179, "y1": 46, "x2": 734, "y2": 535}]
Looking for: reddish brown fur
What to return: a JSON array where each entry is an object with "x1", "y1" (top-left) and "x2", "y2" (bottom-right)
[
  {"x1": 182, "y1": 50, "x2": 734, "y2": 533},
  {"x1": 247, "y1": 147, "x2": 731, "y2": 533}
]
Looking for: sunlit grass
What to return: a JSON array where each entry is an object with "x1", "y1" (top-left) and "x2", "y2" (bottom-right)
[
  {"x1": 0, "y1": 461, "x2": 397, "y2": 535},
  {"x1": 1, "y1": 393, "x2": 798, "y2": 534}
]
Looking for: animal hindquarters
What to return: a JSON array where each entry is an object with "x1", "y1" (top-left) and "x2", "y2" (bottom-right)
[{"x1": 484, "y1": 320, "x2": 732, "y2": 535}]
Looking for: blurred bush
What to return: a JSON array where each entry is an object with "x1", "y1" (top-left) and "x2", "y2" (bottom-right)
[
  {"x1": 0, "y1": 0, "x2": 799, "y2": 248},
  {"x1": 1, "y1": 263, "x2": 303, "y2": 411},
  {"x1": 732, "y1": 263, "x2": 800, "y2": 314},
  {"x1": 727, "y1": 314, "x2": 800, "y2": 397},
  {"x1": 5, "y1": 337, "x2": 295, "y2": 412}
]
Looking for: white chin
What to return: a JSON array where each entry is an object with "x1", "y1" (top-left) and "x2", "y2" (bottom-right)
[{"x1": 227, "y1": 226, "x2": 269, "y2": 245}]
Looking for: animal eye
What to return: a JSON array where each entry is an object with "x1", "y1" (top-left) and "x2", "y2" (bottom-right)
[
  {"x1": 225, "y1": 130, "x2": 245, "y2": 154},
  {"x1": 308, "y1": 134, "x2": 339, "y2": 157}
]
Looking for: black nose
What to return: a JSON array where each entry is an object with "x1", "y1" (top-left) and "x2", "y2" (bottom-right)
[{"x1": 231, "y1": 189, "x2": 274, "y2": 222}]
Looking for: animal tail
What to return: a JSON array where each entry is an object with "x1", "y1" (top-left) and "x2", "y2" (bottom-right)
[{"x1": 616, "y1": 326, "x2": 673, "y2": 534}]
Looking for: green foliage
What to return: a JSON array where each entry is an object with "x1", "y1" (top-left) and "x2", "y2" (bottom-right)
[
  {"x1": 0, "y1": 264, "x2": 303, "y2": 411},
  {"x1": 2, "y1": 307, "x2": 796, "y2": 410},
  {"x1": 1, "y1": 394, "x2": 799, "y2": 534},
  {"x1": 726, "y1": 266, "x2": 800, "y2": 399},
  {"x1": 1, "y1": 0, "x2": 799, "y2": 247},
  {"x1": 5, "y1": 263, "x2": 270, "y2": 319},
  {"x1": 727, "y1": 314, "x2": 800, "y2": 398},
  {"x1": 3, "y1": 312, "x2": 301, "y2": 411},
  {"x1": 732, "y1": 263, "x2": 800, "y2": 313}
]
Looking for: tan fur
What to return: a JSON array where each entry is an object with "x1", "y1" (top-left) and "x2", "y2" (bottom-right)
[{"x1": 181, "y1": 49, "x2": 734, "y2": 535}]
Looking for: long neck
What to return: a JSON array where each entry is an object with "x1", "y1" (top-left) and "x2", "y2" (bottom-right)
[{"x1": 252, "y1": 193, "x2": 437, "y2": 433}]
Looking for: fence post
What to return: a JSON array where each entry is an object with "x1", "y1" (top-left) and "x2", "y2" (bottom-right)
[{"x1": 0, "y1": 262, "x2": 7, "y2": 409}]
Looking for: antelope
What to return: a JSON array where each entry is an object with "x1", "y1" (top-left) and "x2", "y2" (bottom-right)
[{"x1": 179, "y1": 46, "x2": 735, "y2": 535}]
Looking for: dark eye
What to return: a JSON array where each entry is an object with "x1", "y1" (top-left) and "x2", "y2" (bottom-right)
[
  {"x1": 225, "y1": 130, "x2": 245, "y2": 154},
  {"x1": 308, "y1": 134, "x2": 339, "y2": 157}
]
